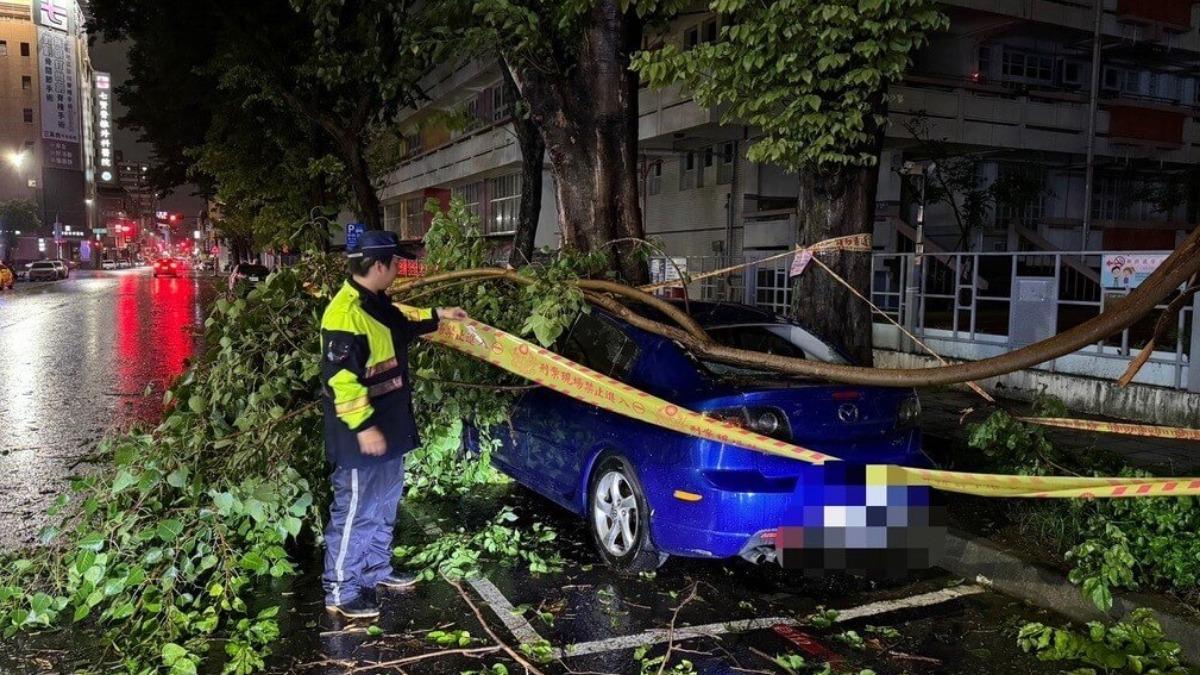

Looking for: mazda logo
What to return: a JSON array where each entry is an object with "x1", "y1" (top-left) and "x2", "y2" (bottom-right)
[{"x1": 837, "y1": 402, "x2": 860, "y2": 424}]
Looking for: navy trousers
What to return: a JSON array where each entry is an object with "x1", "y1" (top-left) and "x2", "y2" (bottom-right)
[{"x1": 322, "y1": 456, "x2": 405, "y2": 606}]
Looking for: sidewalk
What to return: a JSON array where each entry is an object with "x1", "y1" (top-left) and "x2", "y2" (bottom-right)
[{"x1": 920, "y1": 388, "x2": 1200, "y2": 474}]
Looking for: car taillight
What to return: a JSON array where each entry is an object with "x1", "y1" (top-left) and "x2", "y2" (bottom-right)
[{"x1": 706, "y1": 406, "x2": 792, "y2": 441}]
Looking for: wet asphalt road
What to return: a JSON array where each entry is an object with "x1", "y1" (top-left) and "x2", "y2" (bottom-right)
[
  {"x1": 0, "y1": 270, "x2": 1079, "y2": 674},
  {"x1": 0, "y1": 267, "x2": 222, "y2": 550}
]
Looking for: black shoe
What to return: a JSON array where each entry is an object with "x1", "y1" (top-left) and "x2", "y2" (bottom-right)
[
  {"x1": 376, "y1": 572, "x2": 419, "y2": 590},
  {"x1": 325, "y1": 595, "x2": 380, "y2": 618}
]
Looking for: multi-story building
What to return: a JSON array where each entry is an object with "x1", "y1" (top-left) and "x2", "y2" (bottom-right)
[
  {"x1": 117, "y1": 157, "x2": 153, "y2": 219},
  {"x1": 0, "y1": 0, "x2": 98, "y2": 262},
  {"x1": 376, "y1": 0, "x2": 1200, "y2": 408}
]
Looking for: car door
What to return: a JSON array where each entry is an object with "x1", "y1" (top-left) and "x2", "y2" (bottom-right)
[{"x1": 508, "y1": 312, "x2": 639, "y2": 509}]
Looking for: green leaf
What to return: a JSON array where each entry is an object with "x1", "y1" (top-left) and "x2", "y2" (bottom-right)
[
  {"x1": 157, "y1": 519, "x2": 184, "y2": 543},
  {"x1": 166, "y1": 467, "x2": 189, "y2": 488},
  {"x1": 78, "y1": 533, "x2": 105, "y2": 552},
  {"x1": 162, "y1": 643, "x2": 188, "y2": 666},
  {"x1": 111, "y1": 470, "x2": 138, "y2": 495}
]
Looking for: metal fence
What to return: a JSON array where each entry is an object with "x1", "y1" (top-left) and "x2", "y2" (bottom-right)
[{"x1": 649, "y1": 252, "x2": 1196, "y2": 391}]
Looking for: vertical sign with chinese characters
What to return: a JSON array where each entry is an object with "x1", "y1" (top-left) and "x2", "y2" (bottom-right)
[
  {"x1": 38, "y1": 25, "x2": 80, "y2": 169},
  {"x1": 94, "y1": 72, "x2": 115, "y2": 182}
]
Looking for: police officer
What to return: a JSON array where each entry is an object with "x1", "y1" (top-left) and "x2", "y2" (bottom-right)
[{"x1": 320, "y1": 230, "x2": 466, "y2": 618}]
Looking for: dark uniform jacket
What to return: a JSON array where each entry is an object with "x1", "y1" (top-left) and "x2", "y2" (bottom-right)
[{"x1": 320, "y1": 279, "x2": 439, "y2": 468}]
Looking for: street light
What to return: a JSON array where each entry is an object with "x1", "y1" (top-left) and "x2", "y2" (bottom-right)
[{"x1": 8, "y1": 151, "x2": 26, "y2": 169}]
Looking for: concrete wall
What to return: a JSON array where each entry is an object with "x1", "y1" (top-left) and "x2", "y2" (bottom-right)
[{"x1": 875, "y1": 349, "x2": 1200, "y2": 426}]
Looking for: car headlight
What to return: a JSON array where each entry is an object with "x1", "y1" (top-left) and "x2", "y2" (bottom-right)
[{"x1": 897, "y1": 395, "x2": 921, "y2": 429}]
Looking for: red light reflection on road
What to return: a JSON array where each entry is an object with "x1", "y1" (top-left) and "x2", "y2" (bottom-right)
[{"x1": 115, "y1": 274, "x2": 197, "y2": 421}]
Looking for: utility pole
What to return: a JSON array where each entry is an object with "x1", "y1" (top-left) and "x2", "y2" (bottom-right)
[{"x1": 1081, "y1": 0, "x2": 1103, "y2": 251}]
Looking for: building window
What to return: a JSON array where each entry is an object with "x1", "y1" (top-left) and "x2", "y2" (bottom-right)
[
  {"x1": 1093, "y1": 176, "x2": 1133, "y2": 221},
  {"x1": 22, "y1": 108, "x2": 32, "y2": 123},
  {"x1": 1103, "y1": 66, "x2": 1141, "y2": 95},
  {"x1": 684, "y1": 26, "x2": 699, "y2": 50},
  {"x1": 402, "y1": 132, "x2": 421, "y2": 159},
  {"x1": 492, "y1": 84, "x2": 515, "y2": 122},
  {"x1": 487, "y1": 173, "x2": 521, "y2": 235},
  {"x1": 717, "y1": 142, "x2": 735, "y2": 184},
  {"x1": 679, "y1": 152, "x2": 696, "y2": 190},
  {"x1": 977, "y1": 45, "x2": 990, "y2": 79},
  {"x1": 994, "y1": 164, "x2": 1046, "y2": 226},
  {"x1": 1062, "y1": 61, "x2": 1083, "y2": 87},
  {"x1": 19, "y1": 42, "x2": 29, "y2": 57},
  {"x1": 648, "y1": 160, "x2": 662, "y2": 196},
  {"x1": 1001, "y1": 49, "x2": 1054, "y2": 84},
  {"x1": 383, "y1": 202, "x2": 403, "y2": 234},
  {"x1": 402, "y1": 196, "x2": 425, "y2": 239},
  {"x1": 452, "y1": 181, "x2": 484, "y2": 222},
  {"x1": 0, "y1": 41, "x2": 7, "y2": 56},
  {"x1": 21, "y1": 75, "x2": 30, "y2": 90},
  {"x1": 702, "y1": 18, "x2": 717, "y2": 43}
]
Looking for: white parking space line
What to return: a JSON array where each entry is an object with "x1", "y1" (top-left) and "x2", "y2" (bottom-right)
[
  {"x1": 558, "y1": 584, "x2": 986, "y2": 659},
  {"x1": 410, "y1": 511, "x2": 547, "y2": 647}
]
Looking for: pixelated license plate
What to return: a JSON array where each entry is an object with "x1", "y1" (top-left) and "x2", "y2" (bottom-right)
[{"x1": 776, "y1": 463, "x2": 946, "y2": 577}]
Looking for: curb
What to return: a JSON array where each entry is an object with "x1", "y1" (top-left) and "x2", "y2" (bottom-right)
[{"x1": 941, "y1": 529, "x2": 1200, "y2": 663}]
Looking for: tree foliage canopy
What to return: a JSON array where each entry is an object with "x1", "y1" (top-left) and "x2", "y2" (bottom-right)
[{"x1": 633, "y1": 0, "x2": 947, "y2": 171}]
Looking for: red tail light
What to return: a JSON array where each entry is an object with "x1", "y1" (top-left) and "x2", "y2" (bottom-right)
[{"x1": 832, "y1": 390, "x2": 862, "y2": 401}]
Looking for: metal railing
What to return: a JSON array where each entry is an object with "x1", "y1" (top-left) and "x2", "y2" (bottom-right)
[{"x1": 649, "y1": 252, "x2": 1195, "y2": 391}]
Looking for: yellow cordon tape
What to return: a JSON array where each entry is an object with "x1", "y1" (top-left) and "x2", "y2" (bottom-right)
[
  {"x1": 1018, "y1": 417, "x2": 1200, "y2": 442},
  {"x1": 638, "y1": 234, "x2": 873, "y2": 293},
  {"x1": 400, "y1": 305, "x2": 1200, "y2": 500}
]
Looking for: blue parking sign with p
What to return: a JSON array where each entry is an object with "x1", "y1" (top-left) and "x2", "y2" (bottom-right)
[{"x1": 345, "y1": 222, "x2": 365, "y2": 251}]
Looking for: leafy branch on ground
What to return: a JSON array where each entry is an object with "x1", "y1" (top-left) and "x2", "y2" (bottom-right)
[
  {"x1": 392, "y1": 506, "x2": 563, "y2": 582},
  {"x1": 1017, "y1": 607, "x2": 1188, "y2": 674},
  {"x1": 0, "y1": 199, "x2": 598, "y2": 673}
]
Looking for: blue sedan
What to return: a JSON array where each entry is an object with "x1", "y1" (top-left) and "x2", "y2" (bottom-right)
[{"x1": 470, "y1": 301, "x2": 925, "y2": 572}]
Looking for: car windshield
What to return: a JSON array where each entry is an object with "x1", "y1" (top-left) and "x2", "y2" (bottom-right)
[
  {"x1": 31, "y1": 262, "x2": 54, "y2": 269},
  {"x1": 698, "y1": 324, "x2": 847, "y2": 378}
]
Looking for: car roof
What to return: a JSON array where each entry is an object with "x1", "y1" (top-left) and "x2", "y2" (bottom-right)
[{"x1": 618, "y1": 298, "x2": 781, "y2": 327}]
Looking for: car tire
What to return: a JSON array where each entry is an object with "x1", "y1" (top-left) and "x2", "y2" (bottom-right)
[{"x1": 587, "y1": 456, "x2": 667, "y2": 574}]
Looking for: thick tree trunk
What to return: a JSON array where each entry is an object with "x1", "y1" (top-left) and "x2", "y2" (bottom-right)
[
  {"x1": 502, "y1": 63, "x2": 544, "y2": 268},
  {"x1": 791, "y1": 165, "x2": 879, "y2": 366},
  {"x1": 506, "y1": 0, "x2": 647, "y2": 284},
  {"x1": 344, "y1": 138, "x2": 382, "y2": 230}
]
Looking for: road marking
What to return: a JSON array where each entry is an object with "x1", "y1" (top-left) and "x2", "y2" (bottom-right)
[
  {"x1": 407, "y1": 505, "x2": 985, "y2": 660},
  {"x1": 557, "y1": 584, "x2": 985, "y2": 658},
  {"x1": 410, "y1": 510, "x2": 546, "y2": 647}
]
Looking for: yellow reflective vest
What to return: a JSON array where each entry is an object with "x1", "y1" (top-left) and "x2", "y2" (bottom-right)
[{"x1": 320, "y1": 279, "x2": 439, "y2": 467}]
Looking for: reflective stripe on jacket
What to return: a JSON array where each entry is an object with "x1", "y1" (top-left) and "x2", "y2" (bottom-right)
[{"x1": 320, "y1": 279, "x2": 439, "y2": 468}]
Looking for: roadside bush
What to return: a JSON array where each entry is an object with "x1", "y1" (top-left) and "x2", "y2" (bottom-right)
[{"x1": 968, "y1": 399, "x2": 1200, "y2": 612}]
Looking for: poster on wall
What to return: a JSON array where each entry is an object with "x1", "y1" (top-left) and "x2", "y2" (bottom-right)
[
  {"x1": 1101, "y1": 253, "x2": 1169, "y2": 290},
  {"x1": 38, "y1": 26, "x2": 79, "y2": 144}
]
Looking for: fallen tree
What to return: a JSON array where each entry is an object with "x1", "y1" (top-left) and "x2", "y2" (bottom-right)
[{"x1": 392, "y1": 224, "x2": 1200, "y2": 387}]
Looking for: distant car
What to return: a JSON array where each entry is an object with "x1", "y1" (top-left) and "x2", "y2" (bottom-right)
[
  {"x1": 28, "y1": 261, "x2": 61, "y2": 281},
  {"x1": 117, "y1": 260, "x2": 130, "y2": 269},
  {"x1": 50, "y1": 260, "x2": 69, "y2": 279},
  {"x1": 228, "y1": 263, "x2": 270, "y2": 291},
  {"x1": 101, "y1": 260, "x2": 117, "y2": 270},
  {"x1": 152, "y1": 258, "x2": 180, "y2": 278},
  {"x1": 0, "y1": 263, "x2": 13, "y2": 290},
  {"x1": 465, "y1": 300, "x2": 927, "y2": 572}
]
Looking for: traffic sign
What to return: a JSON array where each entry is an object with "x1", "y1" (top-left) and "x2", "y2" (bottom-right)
[{"x1": 345, "y1": 222, "x2": 365, "y2": 250}]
